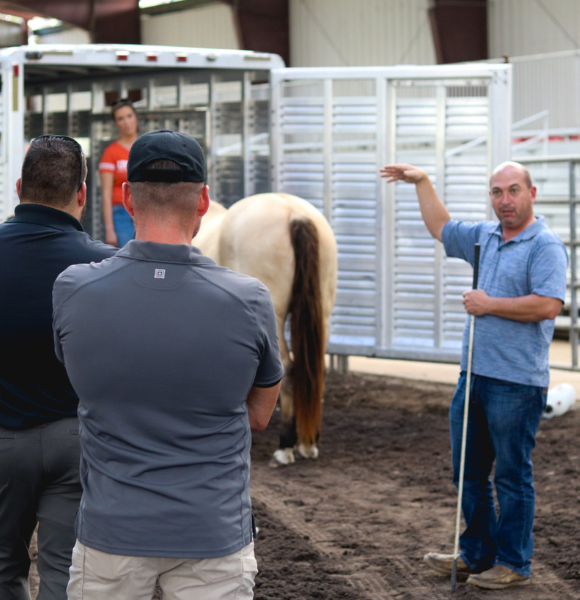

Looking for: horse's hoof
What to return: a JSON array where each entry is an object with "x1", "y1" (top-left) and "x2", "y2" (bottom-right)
[
  {"x1": 269, "y1": 448, "x2": 295, "y2": 468},
  {"x1": 297, "y1": 444, "x2": 319, "y2": 460}
]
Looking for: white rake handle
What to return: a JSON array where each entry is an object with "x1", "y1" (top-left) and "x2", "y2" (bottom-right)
[{"x1": 451, "y1": 242, "x2": 480, "y2": 592}]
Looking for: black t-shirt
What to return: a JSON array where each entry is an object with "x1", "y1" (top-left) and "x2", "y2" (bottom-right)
[{"x1": 0, "y1": 203, "x2": 116, "y2": 428}]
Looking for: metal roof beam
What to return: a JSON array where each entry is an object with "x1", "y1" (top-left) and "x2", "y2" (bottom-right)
[
  {"x1": 0, "y1": 0, "x2": 140, "y2": 44},
  {"x1": 226, "y1": 0, "x2": 289, "y2": 66}
]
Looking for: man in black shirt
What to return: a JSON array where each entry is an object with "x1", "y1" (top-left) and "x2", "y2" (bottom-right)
[{"x1": 0, "y1": 136, "x2": 116, "y2": 599}]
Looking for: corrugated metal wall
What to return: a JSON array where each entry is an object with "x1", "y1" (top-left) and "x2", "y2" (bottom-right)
[
  {"x1": 508, "y1": 51, "x2": 580, "y2": 128},
  {"x1": 489, "y1": 0, "x2": 580, "y2": 58},
  {"x1": 141, "y1": 3, "x2": 240, "y2": 49},
  {"x1": 0, "y1": 21, "x2": 22, "y2": 47},
  {"x1": 476, "y1": 49, "x2": 580, "y2": 128},
  {"x1": 30, "y1": 2, "x2": 580, "y2": 70},
  {"x1": 289, "y1": 0, "x2": 435, "y2": 67},
  {"x1": 34, "y1": 27, "x2": 90, "y2": 45}
]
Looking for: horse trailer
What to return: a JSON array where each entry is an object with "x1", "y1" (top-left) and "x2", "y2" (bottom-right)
[{"x1": 0, "y1": 44, "x2": 512, "y2": 364}]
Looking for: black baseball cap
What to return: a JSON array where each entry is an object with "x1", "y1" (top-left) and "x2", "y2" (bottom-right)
[{"x1": 127, "y1": 130, "x2": 207, "y2": 184}]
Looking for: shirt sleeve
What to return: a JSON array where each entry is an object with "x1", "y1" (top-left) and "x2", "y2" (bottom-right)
[
  {"x1": 99, "y1": 144, "x2": 116, "y2": 173},
  {"x1": 530, "y1": 241, "x2": 568, "y2": 302},
  {"x1": 442, "y1": 219, "x2": 487, "y2": 267},
  {"x1": 252, "y1": 283, "x2": 285, "y2": 388},
  {"x1": 52, "y1": 266, "x2": 80, "y2": 365}
]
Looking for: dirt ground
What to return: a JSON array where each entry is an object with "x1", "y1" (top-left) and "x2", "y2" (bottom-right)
[
  {"x1": 250, "y1": 372, "x2": 580, "y2": 600},
  {"x1": 29, "y1": 371, "x2": 580, "y2": 599}
]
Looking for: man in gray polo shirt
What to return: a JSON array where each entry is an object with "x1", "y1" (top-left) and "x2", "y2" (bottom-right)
[
  {"x1": 53, "y1": 130, "x2": 283, "y2": 599},
  {"x1": 380, "y1": 161, "x2": 567, "y2": 589}
]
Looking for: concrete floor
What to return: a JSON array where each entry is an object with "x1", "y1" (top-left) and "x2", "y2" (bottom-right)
[{"x1": 345, "y1": 340, "x2": 580, "y2": 395}]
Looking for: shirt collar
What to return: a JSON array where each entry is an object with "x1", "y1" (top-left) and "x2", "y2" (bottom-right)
[
  {"x1": 116, "y1": 239, "x2": 215, "y2": 265},
  {"x1": 490, "y1": 215, "x2": 545, "y2": 244},
  {"x1": 12, "y1": 203, "x2": 84, "y2": 232}
]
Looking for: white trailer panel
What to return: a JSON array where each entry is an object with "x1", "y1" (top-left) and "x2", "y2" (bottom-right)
[
  {"x1": 0, "y1": 47, "x2": 513, "y2": 365},
  {"x1": 271, "y1": 64, "x2": 512, "y2": 362},
  {"x1": 0, "y1": 44, "x2": 283, "y2": 230}
]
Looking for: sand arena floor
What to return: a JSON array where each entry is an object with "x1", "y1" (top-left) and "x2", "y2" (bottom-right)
[{"x1": 29, "y1": 368, "x2": 580, "y2": 599}]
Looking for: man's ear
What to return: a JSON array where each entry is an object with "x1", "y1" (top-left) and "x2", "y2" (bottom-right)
[
  {"x1": 77, "y1": 182, "x2": 87, "y2": 207},
  {"x1": 198, "y1": 185, "x2": 210, "y2": 217},
  {"x1": 122, "y1": 182, "x2": 135, "y2": 217},
  {"x1": 16, "y1": 178, "x2": 21, "y2": 199}
]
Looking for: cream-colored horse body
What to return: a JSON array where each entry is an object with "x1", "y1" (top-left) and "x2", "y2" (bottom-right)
[{"x1": 195, "y1": 193, "x2": 337, "y2": 465}]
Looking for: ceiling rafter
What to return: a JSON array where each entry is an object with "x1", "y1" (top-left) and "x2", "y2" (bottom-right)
[
  {"x1": 429, "y1": 0, "x2": 488, "y2": 64},
  {"x1": 0, "y1": 0, "x2": 140, "y2": 44},
  {"x1": 0, "y1": 0, "x2": 289, "y2": 64}
]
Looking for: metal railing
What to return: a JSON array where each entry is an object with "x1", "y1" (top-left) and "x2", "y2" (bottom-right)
[
  {"x1": 517, "y1": 154, "x2": 580, "y2": 370},
  {"x1": 512, "y1": 109, "x2": 549, "y2": 155}
]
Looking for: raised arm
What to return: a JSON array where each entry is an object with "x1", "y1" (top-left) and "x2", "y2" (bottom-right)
[{"x1": 380, "y1": 164, "x2": 451, "y2": 242}]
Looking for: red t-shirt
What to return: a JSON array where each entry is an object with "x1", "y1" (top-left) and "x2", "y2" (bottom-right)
[{"x1": 99, "y1": 142, "x2": 130, "y2": 206}]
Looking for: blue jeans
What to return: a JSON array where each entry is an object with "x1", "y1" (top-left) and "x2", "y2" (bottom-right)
[
  {"x1": 450, "y1": 373, "x2": 546, "y2": 578},
  {"x1": 112, "y1": 204, "x2": 134, "y2": 248}
]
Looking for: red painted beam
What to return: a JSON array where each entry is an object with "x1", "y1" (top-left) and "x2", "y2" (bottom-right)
[
  {"x1": 0, "y1": 2, "x2": 40, "y2": 20},
  {"x1": 91, "y1": 0, "x2": 141, "y2": 44},
  {"x1": 225, "y1": 0, "x2": 289, "y2": 66},
  {"x1": 429, "y1": 0, "x2": 487, "y2": 64}
]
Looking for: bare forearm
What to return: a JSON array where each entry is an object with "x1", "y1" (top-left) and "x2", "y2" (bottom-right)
[
  {"x1": 380, "y1": 164, "x2": 450, "y2": 241},
  {"x1": 464, "y1": 290, "x2": 562, "y2": 322},
  {"x1": 102, "y1": 192, "x2": 114, "y2": 230},
  {"x1": 100, "y1": 173, "x2": 115, "y2": 230},
  {"x1": 415, "y1": 177, "x2": 451, "y2": 242},
  {"x1": 486, "y1": 295, "x2": 561, "y2": 322},
  {"x1": 247, "y1": 382, "x2": 281, "y2": 431}
]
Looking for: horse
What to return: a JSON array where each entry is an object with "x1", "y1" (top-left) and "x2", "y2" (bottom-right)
[{"x1": 195, "y1": 193, "x2": 338, "y2": 466}]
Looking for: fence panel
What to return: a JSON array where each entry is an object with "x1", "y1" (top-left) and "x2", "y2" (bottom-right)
[{"x1": 272, "y1": 65, "x2": 512, "y2": 362}]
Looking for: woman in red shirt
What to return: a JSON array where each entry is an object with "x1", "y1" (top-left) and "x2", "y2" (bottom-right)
[{"x1": 99, "y1": 100, "x2": 139, "y2": 247}]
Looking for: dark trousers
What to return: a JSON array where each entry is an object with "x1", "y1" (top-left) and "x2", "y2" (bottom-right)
[{"x1": 0, "y1": 418, "x2": 81, "y2": 600}]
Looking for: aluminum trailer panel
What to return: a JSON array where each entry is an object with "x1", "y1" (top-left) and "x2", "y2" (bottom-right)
[
  {"x1": 0, "y1": 44, "x2": 283, "y2": 229},
  {"x1": 270, "y1": 64, "x2": 512, "y2": 363},
  {"x1": 0, "y1": 48, "x2": 513, "y2": 365}
]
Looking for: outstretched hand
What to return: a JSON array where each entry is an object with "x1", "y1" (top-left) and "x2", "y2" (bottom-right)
[{"x1": 380, "y1": 164, "x2": 427, "y2": 184}]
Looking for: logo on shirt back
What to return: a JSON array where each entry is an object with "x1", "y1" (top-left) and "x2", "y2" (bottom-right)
[{"x1": 154, "y1": 269, "x2": 166, "y2": 279}]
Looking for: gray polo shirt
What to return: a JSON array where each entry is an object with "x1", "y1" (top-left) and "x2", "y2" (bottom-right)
[
  {"x1": 442, "y1": 216, "x2": 567, "y2": 388},
  {"x1": 53, "y1": 241, "x2": 284, "y2": 558}
]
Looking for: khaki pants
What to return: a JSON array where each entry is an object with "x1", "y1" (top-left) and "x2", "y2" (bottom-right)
[{"x1": 67, "y1": 540, "x2": 257, "y2": 600}]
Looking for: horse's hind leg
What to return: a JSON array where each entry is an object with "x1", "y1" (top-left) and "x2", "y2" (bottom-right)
[
  {"x1": 269, "y1": 318, "x2": 297, "y2": 468},
  {"x1": 269, "y1": 382, "x2": 297, "y2": 467},
  {"x1": 279, "y1": 377, "x2": 297, "y2": 448}
]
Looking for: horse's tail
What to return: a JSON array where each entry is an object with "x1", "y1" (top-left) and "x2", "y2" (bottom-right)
[{"x1": 288, "y1": 216, "x2": 325, "y2": 448}]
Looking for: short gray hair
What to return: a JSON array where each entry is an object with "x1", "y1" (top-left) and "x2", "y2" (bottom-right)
[{"x1": 130, "y1": 159, "x2": 204, "y2": 213}]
